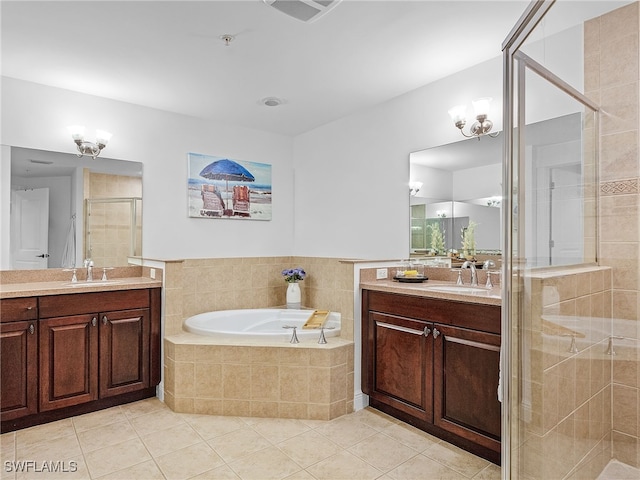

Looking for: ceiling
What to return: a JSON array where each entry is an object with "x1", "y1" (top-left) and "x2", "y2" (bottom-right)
[{"x1": 1, "y1": 0, "x2": 532, "y2": 137}]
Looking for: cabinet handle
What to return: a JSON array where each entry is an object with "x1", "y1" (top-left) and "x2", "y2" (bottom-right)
[
  {"x1": 91, "y1": 317, "x2": 97, "y2": 327},
  {"x1": 28, "y1": 324, "x2": 35, "y2": 335},
  {"x1": 423, "y1": 326, "x2": 431, "y2": 337},
  {"x1": 102, "y1": 315, "x2": 108, "y2": 325},
  {"x1": 433, "y1": 327, "x2": 441, "y2": 339},
  {"x1": 26, "y1": 306, "x2": 33, "y2": 310}
]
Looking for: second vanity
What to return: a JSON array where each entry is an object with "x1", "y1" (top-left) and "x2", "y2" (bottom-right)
[
  {"x1": 0, "y1": 267, "x2": 162, "y2": 432},
  {"x1": 361, "y1": 272, "x2": 501, "y2": 464}
]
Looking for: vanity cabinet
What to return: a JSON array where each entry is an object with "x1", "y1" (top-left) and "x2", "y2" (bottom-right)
[
  {"x1": 362, "y1": 289, "x2": 501, "y2": 464},
  {"x1": 0, "y1": 298, "x2": 38, "y2": 422},
  {"x1": 1, "y1": 288, "x2": 161, "y2": 431}
]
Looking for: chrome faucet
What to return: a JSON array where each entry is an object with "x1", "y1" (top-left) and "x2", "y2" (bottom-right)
[
  {"x1": 84, "y1": 259, "x2": 94, "y2": 282},
  {"x1": 461, "y1": 260, "x2": 478, "y2": 286}
]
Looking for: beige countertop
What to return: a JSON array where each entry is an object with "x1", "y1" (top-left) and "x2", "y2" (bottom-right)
[
  {"x1": 360, "y1": 279, "x2": 502, "y2": 306},
  {"x1": 0, "y1": 277, "x2": 162, "y2": 299}
]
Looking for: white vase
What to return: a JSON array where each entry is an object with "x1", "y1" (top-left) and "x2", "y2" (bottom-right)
[{"x1": 286, "y1": 282, "x2": 301, "y2": 309}]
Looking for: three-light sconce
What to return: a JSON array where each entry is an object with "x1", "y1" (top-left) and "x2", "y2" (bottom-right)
[
  {"x1": 448, "y1": 97, "x2": 499, "y2": 139},
  {"x1": 67, "y1": 125, "x2": 112, "y2": 159}
]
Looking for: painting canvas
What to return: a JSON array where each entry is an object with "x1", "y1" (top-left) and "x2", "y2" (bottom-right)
[{"x1": 188, "y1": 152, "x2": 272, "y2": 220}]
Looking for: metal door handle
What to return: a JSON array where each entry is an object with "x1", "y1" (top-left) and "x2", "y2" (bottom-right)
[
  {"x1": 29, "y1": 324, "x2": 35, "y2": 335},
  {"x1": 102, "y1": 315, "x2": 108, "y2": 325},
  {"x1": 91, "y1": 317, "x2": 97, "y2": 327},
  {"x1": 433, "y1": 328, "x2": 441, "y2": 338},
  {"x1": 423, "y1": 326, "x2": 431, "y2": 337},
  {"x1": 36, "y1": 253, "x2": 50, "y2": 258}
]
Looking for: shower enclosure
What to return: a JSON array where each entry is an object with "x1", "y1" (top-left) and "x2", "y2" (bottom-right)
[
  {"x1": 503, "y1": 1, "x2": 639, "y2": 478},
  {"x1": 84, "y1": 197, "x2": 142, "y2": 268}
]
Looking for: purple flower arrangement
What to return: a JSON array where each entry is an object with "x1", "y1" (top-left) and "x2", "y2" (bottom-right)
[{"x1": 282, "y1": 268, "x2": 306, "y2": 283}]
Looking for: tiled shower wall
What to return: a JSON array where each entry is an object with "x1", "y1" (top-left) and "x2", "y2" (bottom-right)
[
  {"x1": 585, "y1": 2, "x2": 640, "y2": 468},
  {"x1": 162, "y1": 256, "x2": 355, "y2": 340}
]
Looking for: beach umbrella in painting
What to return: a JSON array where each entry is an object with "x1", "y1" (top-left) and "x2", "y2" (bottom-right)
[{"x1": 199, "y1": 159, "x2": 255, "y2": 210}]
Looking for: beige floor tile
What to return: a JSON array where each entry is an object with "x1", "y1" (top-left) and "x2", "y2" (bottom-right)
[
  {"x1": 155, "y1": 442, "x2": 225, "y2": 480},
  {"x1": 94, "y1": 460, "x2": 165, "y2": 480},
  {"x1": 250, "y1": 418, "x2": 310, "y2": 444},
  {"x1": 140, "y1": 422, "x2": 202, "y2": 457},
  {"x1": 17, "y1": 433, "x2": 82, "y2": 463},
  {"x1": 15, "y1": 419, "x2": 75, "y2": 450},
  {"x1": 314, "y1": 415, "x2": 378, "y2": 448},
  {"x1": 189, "y1": 464, "x2": 241, "y2": 479},
  {"x1": 207, "y1": 427, "x2": 272, "y2": 463},
  {"x1": 77, "y1": 420, "x2": 137, "y2": 453},
  {"x1": 277, "y1": 430, "x2": 342, "y2": 468},
  {"x1": 1, "y1": 432, "x2": 15, "y2": 463},
  {"x1": 423, "y1": 441, "x2": 490, "y2": 478},
  {"x1": 305, "y1": 450, "x2": 382, "y2": 480},
  {"x1": 129, "y1": 408, "x2": 185, "y2": 436},
  {"x1": 473, "y1": 463, "x2": 502, "y2": 479},
  {"x1": 228, "y1": 446, "x2": 302, "y2": 480},
  {"x1": 84, "y1": 438, "x2": 151, "y2": 478},
  {"x1": 14, "y1": 455, "x2": 89, "y2": 480},
  {"x1": 348, "y1": 432, "x2": 419, "y2": 472},
  {"x1": 72, "y1": 407, "x2": 127, "y2": 433},
  {"x1": 183, "y1": 414, "x2": 246, "y2": 440},
  {"x1": 119, "y1": 397, "x2": 167, "y2": 418},
  {"x1": 381, "y1": 422, "x2": 442, "y2": 452},
  {"x1": 283, "y1": 471, "x2": 316, "y2": 480},
  {"x1": 351, "y1": 407, "x2": 400, "y2": 430},
  {"x1": 388, "y1": 454, "x2": 464, "y2": 480}
]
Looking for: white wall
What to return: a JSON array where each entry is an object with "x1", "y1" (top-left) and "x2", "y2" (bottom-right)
[
  {"x1": 1, "y1": 78, "x2": 294, "y2": 261},
  {"x1": 292, "y1": 55, "x2": 504, "y2": 259}
]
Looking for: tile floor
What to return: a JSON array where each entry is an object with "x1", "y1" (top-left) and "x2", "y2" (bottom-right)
[{"x1": 0, "y1": 398, "x2": 502, "y2": 480}]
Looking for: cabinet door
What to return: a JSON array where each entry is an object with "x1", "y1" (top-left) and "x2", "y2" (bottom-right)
[
  {"x1": 39, "y1": 315, "x2": 99, "y2": 411},
  {"x1": 0, "y1": 321, "x2": 38, "y2": 421},
  {"x1": 369, "y1": 312, "x2": 433, "y2": 421},
  {"x1": 99, "y1": 309, "x2": 150, "y2": 398},
  {"x1": 433, "y1": 324, "x2": 501, "y2": 453}
]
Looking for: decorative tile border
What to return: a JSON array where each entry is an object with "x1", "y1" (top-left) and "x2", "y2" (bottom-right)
[{"x1": 600, "y1": 178, "x2": 639, "y2": 196}]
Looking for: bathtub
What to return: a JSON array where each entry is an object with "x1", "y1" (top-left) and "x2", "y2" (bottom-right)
[{"x1": 183, "y1": 308, "x2": 341, "y2": 341}]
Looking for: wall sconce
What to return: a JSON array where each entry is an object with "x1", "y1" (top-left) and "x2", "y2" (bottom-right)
[
  {"x1": 448, "y1": 97, "x2": 499, "y2": 139},
  {"x1": 67, "y1": 125, "x2": 112, "y2": 159},
  {"x1": 409, "y1": 181, "x2": 423, "y2": 196}
]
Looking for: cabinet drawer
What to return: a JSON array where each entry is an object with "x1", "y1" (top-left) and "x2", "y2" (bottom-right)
[
  {"x1": 39, "y1": 290, "x2": 150, "y2": 318},
  {"x1": 0, "y1": 298, "x2": 38, "y2": 322}
]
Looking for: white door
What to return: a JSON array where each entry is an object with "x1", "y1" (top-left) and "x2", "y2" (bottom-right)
[{"x1": 11, "y1": 188, "x2": 50, "y2": 269}]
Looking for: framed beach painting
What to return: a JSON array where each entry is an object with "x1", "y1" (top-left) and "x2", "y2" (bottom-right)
[{"x1": 187, "y1": 152, "x2": 272, "y2": 220}]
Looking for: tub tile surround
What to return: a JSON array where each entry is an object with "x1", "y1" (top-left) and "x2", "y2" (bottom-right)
[
  {"x1": 585, "y1": 2, "x2": 640, "y2": 471},
  {"x1": 163, "y1": 257, "x2": 356, "y2": 420}
]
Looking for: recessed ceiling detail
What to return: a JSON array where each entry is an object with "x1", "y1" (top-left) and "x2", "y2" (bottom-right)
[{"x1": 261, "y1": 97, "x2": 284, "y2": 107}]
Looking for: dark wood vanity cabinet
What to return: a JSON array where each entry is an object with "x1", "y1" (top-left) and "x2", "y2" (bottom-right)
[
  {"x1": 362, "y1": 289, "x2": 501, "y2": 464},
  {"x1": 1, "y1": 288, "x2": 161, "y2": 431},
  {"x1": 0, "y1": 298, "x2": 39, "y2": 422}
]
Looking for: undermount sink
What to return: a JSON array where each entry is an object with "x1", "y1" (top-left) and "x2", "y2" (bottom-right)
[
  {"x1": 424, "y1": 285, "x2": 492, "y2": 295},
  {"x1": 64, "y1": 280, "x2": 123, "y2": 287}
]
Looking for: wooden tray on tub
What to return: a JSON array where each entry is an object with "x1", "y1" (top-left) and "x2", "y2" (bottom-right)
[{"x1": 302, "y1": 310, "x2": 330, "y2": 329}]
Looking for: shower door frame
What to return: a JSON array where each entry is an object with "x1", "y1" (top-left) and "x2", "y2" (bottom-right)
[{"x1": 501, "y1": 1, "x2": 601, "y2": 477}]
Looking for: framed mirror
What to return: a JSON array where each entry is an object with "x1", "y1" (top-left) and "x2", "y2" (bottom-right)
[{"x1": 8, "y1": 146, "x2": 143, "y2": 270}]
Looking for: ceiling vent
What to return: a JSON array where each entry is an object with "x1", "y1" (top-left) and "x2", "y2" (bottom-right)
[{"x1": 262, "y1": 0, "x2": 342, "y2": 23}]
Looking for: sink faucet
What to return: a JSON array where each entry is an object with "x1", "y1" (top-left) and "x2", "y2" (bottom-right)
[
  {"x1": 461, "y1": 260, "x2": 478, "y2": 286},
  {"x1": 84, "y1": 259, "x2": 94, "y2": 282}
]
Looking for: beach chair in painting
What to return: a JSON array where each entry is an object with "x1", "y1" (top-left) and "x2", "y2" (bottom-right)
[
  {"x1": 200, "y1": 184, "x2": 225, "y2": 217},
  {"x1": 232, "y1": 185, "x2": 250, "y2": 217}
]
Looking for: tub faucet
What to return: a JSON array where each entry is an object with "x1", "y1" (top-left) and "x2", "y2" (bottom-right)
[
  {"x1": 461, "y1": 260, "x2": 478, "y2": 286},
  {"x1": 84, "y1": 259, "x2": 94, "y2": 282}
]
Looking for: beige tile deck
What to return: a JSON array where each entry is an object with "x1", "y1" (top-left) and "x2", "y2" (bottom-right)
[{"x1": 1, "y1": 398, "x2": 502, "y2": 480}]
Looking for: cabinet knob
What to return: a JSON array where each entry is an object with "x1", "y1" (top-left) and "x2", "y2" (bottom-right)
[
  {"x1": 102, "y1": 315, "x2": 108, "y2": 325},
  {"x1": 91, "y1": 317, "x2": 97, "y2": 327},
  {"x1": 423, "y1": 326, "x2": 431, "y2": 337},
  {"x1": 433, "y1": 328, "x2": 441, "y2": 339},
  {"x1": 28, "y1": 324, "x2": 35, "y2": 335},
  {"x1": 26, "y1": 306, "x2": 33, "y2": 310}
]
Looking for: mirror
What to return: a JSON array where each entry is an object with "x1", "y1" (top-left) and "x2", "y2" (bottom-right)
[
  {"x1": 410, "y1": 137, "x2": 502, "y2": 257},
  {"x1": 8, "y1": 146, "x2": 143, "y2": 270}
]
